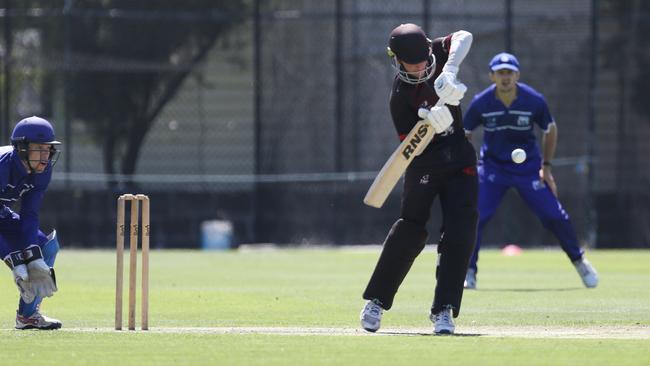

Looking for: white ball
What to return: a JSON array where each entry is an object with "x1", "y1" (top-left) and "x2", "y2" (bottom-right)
[{"x1": 511, "y1": 148, "x2": 526, "y2": 164}]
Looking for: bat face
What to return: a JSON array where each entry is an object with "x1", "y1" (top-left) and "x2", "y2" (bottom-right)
[
  {"x1": 364, "y1": 119, "x2": 434, "y2": 208},
  {"x1": 401, "y1": 123, "x2": 430, "y2": 159}
]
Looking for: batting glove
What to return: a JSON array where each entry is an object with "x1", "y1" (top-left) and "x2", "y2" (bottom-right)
[
  {"x1": 4, "y1": 251, "x2": 36, "y2": 303},
  {"x1": 434, "y1": 71, "x2": 467, "y2": 106},
  {"x1": 418, "y1": 106, "x2": 454, "y2": 134}
]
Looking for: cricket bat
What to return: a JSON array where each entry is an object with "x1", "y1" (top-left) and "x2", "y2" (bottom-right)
[{"x1": 363, "y1": 106, "x2": 438, "y2": 208}]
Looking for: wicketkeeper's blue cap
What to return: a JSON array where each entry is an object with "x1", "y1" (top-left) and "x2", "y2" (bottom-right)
[{"x1": 489, "y1": 52, "x2": 520, "y2": 72}]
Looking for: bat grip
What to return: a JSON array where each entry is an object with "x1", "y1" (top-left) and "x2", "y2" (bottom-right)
[{"x1": 418, "y1": 99, "x2": 446, "y2": 119}]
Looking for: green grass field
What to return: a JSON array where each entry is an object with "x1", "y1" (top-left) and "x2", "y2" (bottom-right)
[{"x1": 0, "y1": 247, "x2": 648, "y2": 365}]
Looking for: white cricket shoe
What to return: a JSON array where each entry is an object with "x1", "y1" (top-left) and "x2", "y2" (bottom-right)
[
  {"x1": 16, "y1": 311, "x2": 62, "y2": 330},
  {"x1": 464, "y1": 268, "x2": 477, "y2": 289},
  {"x1": 430, "y1": 305, "x2": 455, "y2": 335},
  {"x1": 360, "y1": 299, "x2": 383, "y2": 332},
  {"x1": 573, "y1": 257, "x2": 599, "y2": 288}
]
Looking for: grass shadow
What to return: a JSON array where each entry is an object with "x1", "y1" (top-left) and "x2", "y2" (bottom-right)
[
  {"x1": 379, "y1": 330, "x2": 482, "y2": 337},
  {"x1": 472, "y1": 287, "x2": 582, "y2": 292}
]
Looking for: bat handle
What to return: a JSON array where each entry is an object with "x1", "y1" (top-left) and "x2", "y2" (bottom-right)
[{"x1": 418, "y1": 99, "x2": 446, "y2": 119}]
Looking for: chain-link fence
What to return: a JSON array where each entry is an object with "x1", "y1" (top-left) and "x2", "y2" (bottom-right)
[{"x1": 0, "y1": 0, "x2": 647, "y2": 248}]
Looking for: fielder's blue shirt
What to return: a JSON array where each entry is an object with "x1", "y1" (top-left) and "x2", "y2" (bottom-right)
[
  {"x1": 0, "y1": 145, "x2": 52, "y2": 256},
  {"x1": 463, "y1": 82, "x2": 553, "y2": 175}
]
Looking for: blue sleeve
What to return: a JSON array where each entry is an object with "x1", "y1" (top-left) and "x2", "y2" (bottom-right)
[
  {"x1": 19, "y1": 187, "x2": 45, "y2": 249},
  {"x1": 463, "y1": 96, "x2": 482, "y2": 131},
  {"x1": 18, "y1": 168, "x2": 51, "y2": 249},
  {"x1": 536, "y1": 96, "x2": 554, "y2": 131}
]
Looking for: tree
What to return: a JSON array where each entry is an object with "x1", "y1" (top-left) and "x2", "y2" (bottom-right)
[{"x1": 63, "y1": 1, "x2": 247, "y2": 184}]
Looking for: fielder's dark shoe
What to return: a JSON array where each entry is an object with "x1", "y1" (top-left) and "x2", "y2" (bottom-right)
[{"x1": 16, "y1": 311, "x2": 62, "y2": 330}]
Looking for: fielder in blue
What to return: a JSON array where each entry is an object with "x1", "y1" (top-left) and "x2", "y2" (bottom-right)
[
  {"x1": 462, "y1": 53, "x2": 598, "y2": 289},
  {"x1": 1, "y1": 116, "x2": 62, "y2": 329}
]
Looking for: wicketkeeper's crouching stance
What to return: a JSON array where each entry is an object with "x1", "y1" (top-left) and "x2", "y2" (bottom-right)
[
  {"x1": 1, "y1": 116, "x2": 62, "y2": 330},
  {"x1": 361, "y1": 23, "x2": 478, "y2": 335}
]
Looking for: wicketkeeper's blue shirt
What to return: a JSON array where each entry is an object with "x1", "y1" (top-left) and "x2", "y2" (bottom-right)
[
  {"x1": 463, "y1": 82, "x2": 553, "y2": 175},
  {"x1": 0, "y1": 145, "x2": 52, "y2": 257}
]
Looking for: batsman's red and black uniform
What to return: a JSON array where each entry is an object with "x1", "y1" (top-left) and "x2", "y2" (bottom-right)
[{"x1": 363, "y1": 35, "x2": 478, "y2": 317}]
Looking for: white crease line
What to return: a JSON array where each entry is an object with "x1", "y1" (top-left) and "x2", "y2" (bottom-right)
[{"x1": 55, "y1": 326, "x2": 650, "y2": 339}]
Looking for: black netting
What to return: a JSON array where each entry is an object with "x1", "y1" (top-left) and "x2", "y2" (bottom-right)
[{"x1": 0, "y1": 0, "x2": 646, "y2": 248}]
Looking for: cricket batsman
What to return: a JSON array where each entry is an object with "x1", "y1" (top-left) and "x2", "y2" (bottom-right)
[
  {"x1": 1, "y1": 116, "x2": 62, "y2": 330},
  {"x1": 360, "y1": 23, "x2": 478, "y2": 335}
]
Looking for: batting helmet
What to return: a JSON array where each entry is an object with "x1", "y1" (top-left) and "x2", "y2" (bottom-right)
[
  {"x1": 387, "y1": 23, "x2": 436, "y2": 84},
  {"x1": 11, "y1": 116, "x2": 61, "y2": 145},
  {"x1": 11, "y1": 116, "x2": 61, "y2": 170}
]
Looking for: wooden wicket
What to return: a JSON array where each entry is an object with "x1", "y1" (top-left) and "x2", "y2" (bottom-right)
[{"x1": 115, "y1": 194, "x2": 150, "y2": 331}]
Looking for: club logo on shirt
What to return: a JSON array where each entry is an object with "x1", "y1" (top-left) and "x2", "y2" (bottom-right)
[
  {"x1": 517, "y1": 116, "x2": 530, "y2": 126},
  {"x1": 1, "y1": 183, "x2": 35, "y2": 203},
  {"x1": 18, "y1": 184, "x2": 35, "y2": 198},
  {"x1": 420, "y1": 174, "x2": 430, "y2": 185}
]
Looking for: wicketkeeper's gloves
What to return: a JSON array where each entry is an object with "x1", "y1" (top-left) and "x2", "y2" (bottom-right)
[
  {"x1": 22, "y1": 245, "x2": 58, "y2": 300},
  {"x1": 4, "y1": 251, "x2": 36, "y2": 303}
]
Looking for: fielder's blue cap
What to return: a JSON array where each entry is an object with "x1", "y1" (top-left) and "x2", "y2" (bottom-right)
[{"x1": 489, "y1": 52, "x2": 520, "y2": 72}]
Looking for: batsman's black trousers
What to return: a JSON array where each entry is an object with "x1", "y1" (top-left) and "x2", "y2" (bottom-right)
[{"x1": 363, "y1": 158, "x2": 478, "y2": 317}]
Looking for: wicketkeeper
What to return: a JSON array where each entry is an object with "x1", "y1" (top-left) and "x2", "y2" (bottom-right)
[
  {"x1": 1, "y1": 116, "x2": 62, "y2": 330},
  {"x1": 360, "y1": 23, "x2": 478, "y2": 335}
]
